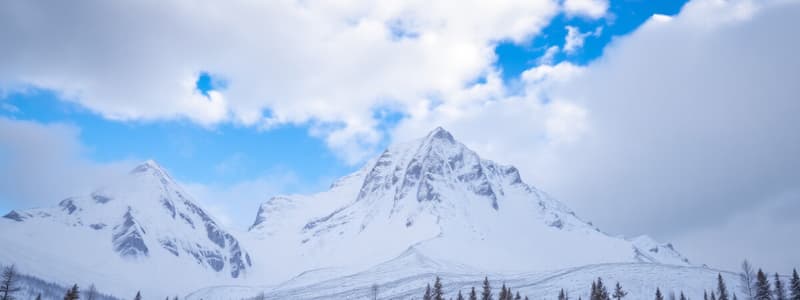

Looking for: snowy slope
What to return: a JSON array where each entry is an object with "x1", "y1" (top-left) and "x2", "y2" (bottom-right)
[
  {"x1": 187, "y1": 253, "x2": 731, "y2": 300},
  {"x1": 0, "y1": 161, "x2": 252, "y2": 297},
  {"x1": 244, "y1": 127, "x2": 690, "y2": 283}
]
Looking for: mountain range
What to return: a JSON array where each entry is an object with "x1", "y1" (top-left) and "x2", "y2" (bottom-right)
[{"x1": 0, "y1": 127, "x2": 715, "y2": 299}]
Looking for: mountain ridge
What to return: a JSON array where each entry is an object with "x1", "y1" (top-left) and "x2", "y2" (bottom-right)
[{"x1": 0, "y1": 127, "x2": 692, "y2": 299}]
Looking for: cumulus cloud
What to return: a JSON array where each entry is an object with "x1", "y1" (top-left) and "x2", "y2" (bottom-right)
[
  {"x1": 563, "y1": 26, "x2": 588, "y2": 54},
  {"x1": 0, "y1": 117, "x2": 135, "y2": 209},
  {"x1": 0, "y1": 0, "x2": 559, "y2": 164},
  {"x1": 563, "y1": 0, "x2": 609, "y2": 19},
  {"x1": 394, "y1": 0, "x2": 800, "y2": 271}
]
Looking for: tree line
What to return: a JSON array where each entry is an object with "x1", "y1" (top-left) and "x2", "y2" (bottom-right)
[{"x1": 416, "y1": 261, "x2": 800, "y2": 300}]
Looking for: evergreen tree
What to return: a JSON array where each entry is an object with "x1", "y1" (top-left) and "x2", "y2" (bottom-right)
[
  {"x1": 680, "y1": 292, "x2": 687, "y2": 300},
  {"x1": 669, "y1": 291, "x2": 676, "y2": 300},
  {"x1": 470, "y1": 287, "x2": 478, "y2": 300},
  {"x1": 741, "y1": 260, "x2": 757, "y2": 300},
  {"x1": 35, "y1": 294, "x2": 41, "y2": 300},
  {"x1": 482, "y1": 277, "x2": 492, "y2": 300},
  {"x1": 718, "y1": 273, "x2": 731, "y2": 300},
  {"x1": 754, "y1": 269, "x2": 772, "y2": 300},
  {"x1": 515, "y1": 291, "x2": 521, "y2": 300},
  {"x1": 559, "y1": 289, "x2": 568, "y2": 300},
  {"x1": 791, "y1": 269, "x2": 800, "y2": 300},
  {"x1": 174, "y1": 296, "x2": 180, "y2": 300},
  {"x1": 595, "y1": 278, "x2": 610, "y2": 300},
  {"x1": 134, "y1": 291, "x2": 142, "y2": 300},
  {"x1": 64, "y1": 284, "x2": 80, "y2": 300},
  {"x1": 499, "y1": 284, "x2": 508, "y2": 300},
  {"x1": 0, "y1": 265, "x2": 19, "y2": 300},
  {"x1": 775, "y1": 273, "x2": 787, "y2": 300},
  {"x1": 655, "y1": 288, "x2": 664, "y2": 300},
  {"x1": 424, "y1": 284, "x2": 432, "y2": 300},
  {"x1": 613, "y1": 282, "x2": 627, "y2": 300},
  {"x1": 457, "y1": 290, "x2": 465, "y2": 300},
  {"x1": 85, "y1": 284, "x2": 97, "y2": 300},
  {"x1": 711, "y1": 291, "x2": 717, "y2": 300},
  {"x1": 706, "y1": 290, "x2": 709, "y2": 300},
  {"x1": 433, "y1": 277, "x2": 444, "y2": 300},
  {"x1": 734, "y1": 294, "x2": 739, "y2": 300},
  {"x1": 591, "y1": 282, "x2": 598, "y2": 300}
]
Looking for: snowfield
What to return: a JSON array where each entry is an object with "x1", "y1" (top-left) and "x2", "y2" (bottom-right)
[{"x1": 0, "y1": 128, "x2": 732, "y2": 299}]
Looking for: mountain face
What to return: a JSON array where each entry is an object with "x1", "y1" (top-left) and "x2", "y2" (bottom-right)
[
  {"x1": 0, "y1": 127, "x2": 691, "y2": 299},
  {"x1": 0, "y1": 160, "x2": 251, "y2": 296},
  {"x1": 246, "y1": 127, "x2": 690, "y2": 281}
]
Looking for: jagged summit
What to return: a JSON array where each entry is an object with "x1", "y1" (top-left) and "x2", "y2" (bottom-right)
[
  {"x1": 424, "y1": 126, "x2": 456, "y2": 144},
  {"x1": 0, "y1": 160, "x2": 252, "y2": 296},
  {"x1": 247, "y1": 127, "x2": 691, "y2": 277}
]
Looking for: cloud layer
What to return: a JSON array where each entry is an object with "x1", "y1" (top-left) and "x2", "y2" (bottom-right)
[
  {"x1": 0, "y1": 0, "x2": 562, "y2": 163},
  {"x1": 393, "y1": 0, "x2": 800, "y2": 270}
]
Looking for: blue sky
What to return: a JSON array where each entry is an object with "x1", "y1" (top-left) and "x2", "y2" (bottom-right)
[{"x1": 0, "y1": 0, "x2": 686, "y2": 203}]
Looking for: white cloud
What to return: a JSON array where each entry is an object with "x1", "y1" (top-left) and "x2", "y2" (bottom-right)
[
  {"x1": 393, "y1": 0, "x2": 800, "y2": 271},
  {"x1": 0, "y1": 0, "x2": 559, "y2": 164},
  {"x1": 563, "y1": 26, "x2": 590, "y2": 54},
  {"x1": 563, "y1": 25, "x2": 602, "y2": 55},
  {"x1": 0, "y1": 117, "x2": 135, "y2": 209},
  {"x1": 563, "y1": 0, "x2": 609, "y2": 19},
  {"x1": 537, "y1": 45, "x2": 561, "y2": 65}
]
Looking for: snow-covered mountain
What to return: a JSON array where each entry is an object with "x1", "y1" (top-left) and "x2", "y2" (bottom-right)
[
  {"x1": 0, "y1": 160, "x2": 251, "y2": 297},
  {"x1": 0, "y1": 127, "x2": 698, "y2": 299},
  {"x1": 244, "y1": 127, "x2": 690, "y2": 283}
]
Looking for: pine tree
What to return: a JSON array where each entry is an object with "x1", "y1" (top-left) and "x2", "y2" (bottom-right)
[
  {"x1": 470, "y1": 287, "x2": 478, "y2": 300},
  {"x1": 0, "y1": 265, "x2": 20, "y2": 300},
  {"x1": 64, "y1": 284, "x2": 80, "y2": 300},
  {"x1": 515, "y1": 291, "x2": 521, "y2": 300},
  {"x1": 775, "y1": 273, "x2": 787, "y2": 300},
  {"x1": 85, "y1": 284, "x2": 98, "y2": 300},
  {"x1": 424, "y1": 284, "x2": 432, "y2": 300},
  {"x1": 754, "y1": 269, "x2": 772, "y2": 300},
  {"x1": 592, "y1": 282, "x2": 598, "y2": 300},
  {"x1": 705, "y1": 290, "x2": 709, "y2": 300},
  {"x1": 482, "y1": 277, "x2": 492, "y2": 300},
  {"x1": 655, "y1": 288, "x2": 664, "y2": 300},
  {"x1": 613, "y1": 282, "x2": 627, "y2": 300},
  {"x1": 680, "y1": 292, "x2": 687, "y2": 300},
  {"x1": 717, "y1": 273, "x2": 731, "y2": 300},
  {"x1": 433, "y1": 277, "x2": 444, "y2": 300},
  {"x1": 35, "y1": 294, "x2": 41, "y2": 300},
  {"x1": 134, "y1": 291, "x2": 142, "y2": 300},
  {"x1": 559, "y1": 289, "x2": 568, "y2": 300},
  {"x1": 791, "y1": 269, "x2": 800, "y2": 300},
  {"x1": 711, "y1": 291, "x2": 717, "y2": 300},
  {"x1": 499, "y1": 284, "x2": 508, "y2": 300},
  {"x1": 457, "y1": 290, "x2": 465, "y2": 300},
  {"x1": 741, "y1": 260, "x2": 757, "y2": 300},
  {"x1": 595, "y1": 278, "x2": 610, "y2": 300}
]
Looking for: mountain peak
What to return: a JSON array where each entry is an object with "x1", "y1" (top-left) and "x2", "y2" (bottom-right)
[
  {"x1": 423, "y1": 126, "x2": 456, "y2": 144},
  {"x1": 130, "y1": 159, "x2": 164, "y2": 173},
  {"x1": 129, "y1": 159, "x2": 177, "y2": 186}
]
